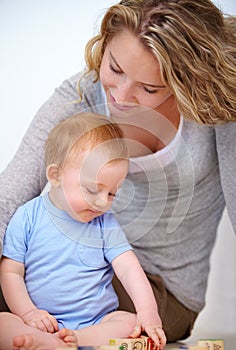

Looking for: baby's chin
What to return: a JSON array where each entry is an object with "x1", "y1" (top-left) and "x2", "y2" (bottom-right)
[{"x1": 72, "y1": 209, "x2": 103, "y2": 223}]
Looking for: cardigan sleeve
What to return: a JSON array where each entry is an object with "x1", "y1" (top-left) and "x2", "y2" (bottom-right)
[{"x1": 215, "y1": 122, "x2": 236, "y2": 234}]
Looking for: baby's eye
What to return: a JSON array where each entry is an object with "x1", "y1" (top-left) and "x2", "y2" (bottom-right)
[
  {"x1": 86, "y1": 188, "x2": 97, "y2": 195},
  {"x1": 108, "y1": 192, "x2": 116, "y2": 198}
]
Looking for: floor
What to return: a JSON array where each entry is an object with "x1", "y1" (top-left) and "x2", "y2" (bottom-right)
[{"x1": 165, "y1": 336, "x2": 236, "y2": 349}]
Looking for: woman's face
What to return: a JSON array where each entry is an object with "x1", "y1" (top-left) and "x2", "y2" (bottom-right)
[{"x1": 100, "y1": 30, "x2": 172, "y2": 117}]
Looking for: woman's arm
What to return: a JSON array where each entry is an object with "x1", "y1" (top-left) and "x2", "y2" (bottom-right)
[{"x1": 215, "y1": 122, "x2": 236, "y2": 233}]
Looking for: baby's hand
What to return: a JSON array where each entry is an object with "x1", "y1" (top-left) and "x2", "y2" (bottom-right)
[
  {"x1": 144, "y1": 325, "x2": 166, "y2": 350},
  {"x1": 21, "y1": 308, "x2": 59, "y2": 333},
  {"x1": 130, "y1": 310, "x2": 166, "y2": 350},
  {"x1": 129, "y1": 324, "x2": 166, "y2": 350}
]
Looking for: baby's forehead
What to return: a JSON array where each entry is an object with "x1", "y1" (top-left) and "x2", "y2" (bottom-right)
[
  {"x1": 81, "y1": 158, "x2": 128, "y2": 189},
  {"x1": 68, "y1": 147, "x2": 127, "y2": 169},
  {"x1": 82, "y1": 153, "x2": 128, "y2": 170},
  {"x1": 79, "y1": 140, "x2": 127, "y2": 159}
]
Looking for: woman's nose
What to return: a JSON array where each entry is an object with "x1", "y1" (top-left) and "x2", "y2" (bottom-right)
[{"x1": 114, "y1": 80, "x2": 137, "y2": 104}]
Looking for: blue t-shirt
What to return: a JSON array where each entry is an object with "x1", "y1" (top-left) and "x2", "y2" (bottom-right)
[{"x1": 2, "y1": 193, "x2": 132, "y2": 330}]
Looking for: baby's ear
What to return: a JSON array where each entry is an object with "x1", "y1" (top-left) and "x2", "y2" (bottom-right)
[{"x1": 46, "y1": 164, "x2": 61, "y2": 187}]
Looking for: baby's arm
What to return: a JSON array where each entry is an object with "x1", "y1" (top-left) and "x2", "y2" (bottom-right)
[
  {"x1": 0, "y1": 256, "x2": 58, "y2": 333},
  {"x1": 112, "y1": 251, "x2": 166, "y2": 349}
]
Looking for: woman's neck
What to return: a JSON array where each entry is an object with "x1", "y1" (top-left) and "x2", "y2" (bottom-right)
[{"x1": 116, "y1": 98, "x2": 180, "y2": 157}]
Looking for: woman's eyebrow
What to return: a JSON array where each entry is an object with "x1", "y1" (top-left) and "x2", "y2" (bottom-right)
[{"x1": 109, "y1": 51, "x2": 166, "y2": 89}]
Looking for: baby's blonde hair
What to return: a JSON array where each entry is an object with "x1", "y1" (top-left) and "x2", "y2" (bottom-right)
[
  {"x1": 83, "y1": 0, "x2": 236, "y2": 125},
  {"x1": 44, "y1": 112, "x2": 128, "y2": 169}
]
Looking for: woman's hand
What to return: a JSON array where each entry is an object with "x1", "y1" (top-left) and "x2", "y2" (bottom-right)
[{"x1": 21, "y1": 308, "x2": 59, "y2": 333}]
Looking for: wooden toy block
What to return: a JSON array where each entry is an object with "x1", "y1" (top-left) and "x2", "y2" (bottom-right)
[
  {"x1": 98, "y1": 346, "x2": 124, "y2": 350},
  {"x1": 56, "y1": 348, "x2": 78, "y2": 350},
  {"x1": 178, "y1": 345, "x2": 207, "y2": 350},
  {"x1": 197, "y1": 339, "x2": 224, "y2": 350},
  {"x1": 109, "y1": 336, "x2": 153, "y2": 350},
  {"x1": 57, "y1": 347, "x2": 122, "y2": 350}
]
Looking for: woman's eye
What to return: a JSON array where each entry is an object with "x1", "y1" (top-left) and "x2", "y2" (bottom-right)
[
  {"x1": 143, "y1": 86, "x2": 158, "y2": 94},
  {"x1": 109, "y1": 63, "x2": 122, "y2": 75}
]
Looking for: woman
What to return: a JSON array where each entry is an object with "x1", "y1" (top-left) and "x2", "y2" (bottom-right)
[{"x1": 0, "y1": 0, "x2": 235, "y2": 343}]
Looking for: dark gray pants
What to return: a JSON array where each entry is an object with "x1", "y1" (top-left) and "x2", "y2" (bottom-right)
[
  {"x1": 0, "y1": 287, "x2": 9, "y2": 312},
  {"x1": 112, "y1": 273, "x2": 198, "y2": 343}
]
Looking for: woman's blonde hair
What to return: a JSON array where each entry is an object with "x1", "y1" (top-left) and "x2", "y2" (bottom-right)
[
  {"x1": 83, "y1": 0, "x2": 236, "y2": 125},
  {"x1": 44, "y1": 112, "x2": 128, "y2": 169}
]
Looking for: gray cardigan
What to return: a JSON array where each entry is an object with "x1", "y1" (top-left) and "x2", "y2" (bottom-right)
[{"x1": 0, "y1": 70, "x2": 235, "y2": 313}]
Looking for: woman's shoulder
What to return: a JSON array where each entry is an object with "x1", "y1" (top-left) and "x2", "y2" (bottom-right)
[
  {"x1": 53, "y1": 69, "x2": 106, "y2": 114},
  {"x1": 57, "y1": 70, "x2": 102, "y2": 99}
]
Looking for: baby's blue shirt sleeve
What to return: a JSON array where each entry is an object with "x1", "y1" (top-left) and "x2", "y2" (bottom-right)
[
  {"x1": 101, "y1": 212, "x2": 132, "y2": 263},
  {"x1": 2, "y1": 204, "x2": 30, "y2": 263}
]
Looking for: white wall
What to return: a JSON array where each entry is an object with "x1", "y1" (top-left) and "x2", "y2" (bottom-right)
[
  {"x1": 0, "y1": 0, "x2": 236, "y2": 340},
  {"x1": 0, "y1": 0, "x2": 117, "y2": 172}
]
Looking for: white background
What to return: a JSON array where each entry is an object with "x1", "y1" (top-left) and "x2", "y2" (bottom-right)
[{"x1": 0, "y1": 0, "x2": 236, "y2": 343}]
